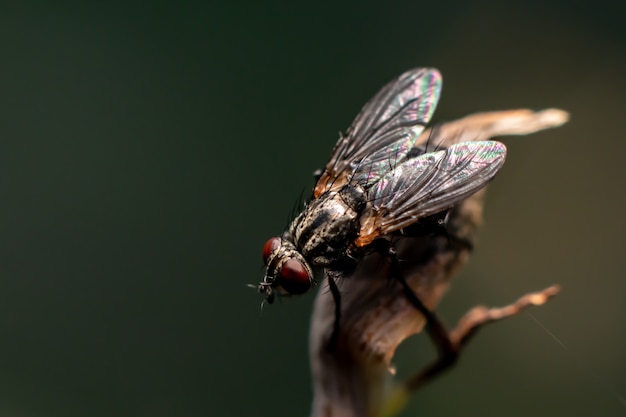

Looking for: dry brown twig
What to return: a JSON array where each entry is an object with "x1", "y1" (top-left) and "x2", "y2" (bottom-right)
[{"x1": 309, "y1": 109, "x2": 569, "y2": 417}]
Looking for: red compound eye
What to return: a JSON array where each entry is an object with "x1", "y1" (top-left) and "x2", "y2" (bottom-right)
[
  {"x1": 262, "y1": 237, "x2": 281, "y2": 264},
  {"x1": 278, "y1": 259, "x2": 311, "y2": 295}
]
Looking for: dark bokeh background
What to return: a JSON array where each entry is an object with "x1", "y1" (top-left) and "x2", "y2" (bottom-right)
[{"x1": 0, "y1": 2, "x2": 624, "y2": 416}]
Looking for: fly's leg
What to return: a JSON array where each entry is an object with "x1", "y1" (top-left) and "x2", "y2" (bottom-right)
[
  {"x1": 324, "y1": 259, "x2": 357, "y2": 352},
  {"x1": 326, "y1": 273, "x2": 342, "y2": 352},
  {"x1": 399, "y1": 211, "x2": 474, "y2": 252},
  {"x1": 370, "y1": 238, "x2": 459, "y2": 384},
  {"x1": 371, "y1": 238, "x2": 560, "y2": 391},
  {"x1": 402, "y1": 284, "x2": 560, "y2": 391}
]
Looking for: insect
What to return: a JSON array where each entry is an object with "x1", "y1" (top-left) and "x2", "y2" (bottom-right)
[{"x1": 256, "y1": 68, "x2": 506, "y2": 306}]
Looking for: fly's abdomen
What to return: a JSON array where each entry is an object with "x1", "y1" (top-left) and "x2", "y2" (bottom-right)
[{"x1": 292, "y1": 186, "x2": 366, "y2": 266}]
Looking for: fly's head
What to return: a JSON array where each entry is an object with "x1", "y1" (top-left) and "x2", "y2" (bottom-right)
[{"x1": 258, "y1": 235, "x2": 314, "y2": 304}]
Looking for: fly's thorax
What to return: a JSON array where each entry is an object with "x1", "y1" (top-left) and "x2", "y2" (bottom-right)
[
  {"x1": 290, "y1": 185, "x2": 367, "y2": 267},
  {"x1": 260, "y1": 236, "x2": 314, "y2": 298}
]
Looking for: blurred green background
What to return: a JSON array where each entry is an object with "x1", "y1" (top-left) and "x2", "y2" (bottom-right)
[{"x1": 0, "y1": 1, "x2": 624, "y2": 416}]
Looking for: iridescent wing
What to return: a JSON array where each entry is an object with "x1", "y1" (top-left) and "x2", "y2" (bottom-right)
[
  {"x1": 314, "y1": 68, "x2": 442, "y2": 198},
  {"x1": 355, "y1": 141, "x2": 506, "y2": 246}
]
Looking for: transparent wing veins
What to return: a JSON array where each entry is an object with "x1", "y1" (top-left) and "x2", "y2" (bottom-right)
[
  {"x1": 366, "y1": 141, "x2": 507, "y2": 234},
  {"x1": 314, "y1": 68, "x2": 442, "y2": 197}
]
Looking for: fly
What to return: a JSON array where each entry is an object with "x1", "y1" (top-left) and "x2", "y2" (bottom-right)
[{"x1": 257, "y1": 68, "x2": 506, "y2": 304}]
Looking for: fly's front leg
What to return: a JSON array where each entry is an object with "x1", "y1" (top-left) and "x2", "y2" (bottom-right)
[
  {"x1": 326, "y1": 273, "x2": 342, "y2": 352},
  {"x1": 323, "y1": 260, "x2": 357, "y2": 352}
]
